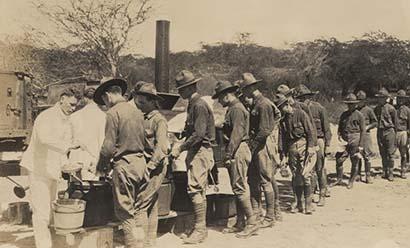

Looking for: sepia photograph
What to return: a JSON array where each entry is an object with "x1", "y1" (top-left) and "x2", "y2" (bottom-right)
[{"x1": 0, "y1": 0, "x2": 409, "y2": 247}]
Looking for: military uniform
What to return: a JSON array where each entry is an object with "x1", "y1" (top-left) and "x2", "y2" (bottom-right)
[
  {"x1": 334, "y1": 94, "x2": 366, "y2": 189},
  {"x1": 396, "y1": 100, "x2": 410, "y2": 178},
  {"x1": 357, "y1": 105, "x2": 378, "y2": 182},
  {"x1": 222, "y1": 96, "x2": 259, "y2": 237},
  {"x1": 179, "y1": 93, "x2": 215, "y2": 242},
  {"x1": 374, "y1": 101, "x2": 398, "y2": 181},
  {"x1": 97, "y1": 99, "x2": 147, "y2": 248},
  {"x1": 308, "y1": 100, "x2": 331, "y2": 204},
  {"x1": 138, "y1": 110, "x2": 169, "y2": 247},
  {"x1": 249, "y1": 93, "x2": 281, "y2": 225},
  {"x1": 279, "y1": 105, "x2": 316, "y2": 214}
]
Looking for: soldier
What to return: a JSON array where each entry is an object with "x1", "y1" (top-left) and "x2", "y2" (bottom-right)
[
  {"x1": 332, "y1": 93, "x2": 366, "y2": 189},
  {"x1": 374, "y1": 88, "x2": 398, "y2": 181},
  {"x1": 275, "y1": 94, "x2": 316, "y2": 214},
  {"x1": 395, "y1": 90, "x2": 410, "y2": 179},
  {"x1": 213, "y1": 80, "x2": 259, "y2": 238},
  {"x1": 356, "y1": 90, "x2": 377, "y2": 183},
  {"x1": 294, "y1": 84, "x2": 331, "y2": 207},
  {"x1": 238, "y1": 73, "x2": 281, "y2": 228},
  {"x1": 133, "y1": 82, "x2": 169, "y2": 247},
  {"x1": 170, "y1": 70, "x2": 216, "y2": 244},
  {"x1": 94, "y1": 78, "x2": 147, "y2": 248}
]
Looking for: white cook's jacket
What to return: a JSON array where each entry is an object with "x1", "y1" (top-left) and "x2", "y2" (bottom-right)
[
  {"x1": 69, "y1": 102, "x2": 106, "y2": 178},
  {"x1": 20, "y1": 104, "x2": 72, "y2": 179}
]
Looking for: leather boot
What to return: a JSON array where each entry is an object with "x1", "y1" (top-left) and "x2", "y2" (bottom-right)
[
  {"x1": 184, "y1": 197, "x2": 207, "y2": 244},
  {"x1": 401, "y1": 164, "x2": 407, "y2": 179},
  {"x1": 317, "y1": 190, "x2": 326, "y2": 207},
  {"x1": 330, "y1": 166, "x2": 344, "y2": 187},
  {"x1": 347, "y1": 159, "x2": 359, "y2": 189},
  {"x1": 260, "y1": 191, "x2": 275, "y2": 228},
  {"x1": 274, "y1": 199, "x2": 282, "y2": 221},
  {"x1": 235, "y1": 195, "x2": 259, "y2": 239},
  {"x1": 364, "y1": 161, "x2": 373, "y2": 184},
  {"x1": 304, "y1": 185, "x2": 313, "y2": 215},
  {"x1": 250, "y1": 188, "x2": 262, "y2": 222},
  {"x1": 356, "y1": 161, "x2": 362, "y2": 182},
  {"x1": 223, "y1": 198, "x2": 245, "y2": 234},
  {"x1": 387, "y1": 161, "x2": 394, "y2": 181}
]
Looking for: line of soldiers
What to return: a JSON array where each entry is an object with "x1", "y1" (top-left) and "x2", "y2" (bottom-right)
[{"x1": 46, "y1": 72, "x2": 409, "y2": 248}]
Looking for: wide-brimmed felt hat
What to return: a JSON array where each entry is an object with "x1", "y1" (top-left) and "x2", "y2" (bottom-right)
[
  {"x1": 396, "y1": 89, "x2": 409, "y2": 98},
  {"x1": 274, "y1": 93, "x2": 289, "y2": 107},
  {"x1": 93, "y1": 78, "x2": 127, "y2": 105},
  {"x1": 237, "y1": 73, "x2": 262, "y2": 90},
  {"x1": 212, "y1": 80, "x2": 239, "y2": 99},
  {"x1": 342, "y1": 93, "x2": 360, "y2": 104},
  {"x1": 132, "y1": 81, "x2": 163, "y2": 101},
  {"x1": 175, "y1": 70, "x2": 202, "y2": 90},
  {"x1": 276, "y1": 84, "x2": 294, "y2": 96},
  {"x1": 375, "y1": 87, "x2": 390, "y2": 98},
  {"x1": 294, "y1": 84, "x2": 318, "y2": 98},
  {"x1": 356, "y1": 90, "x2": 367, "y2": 100}
]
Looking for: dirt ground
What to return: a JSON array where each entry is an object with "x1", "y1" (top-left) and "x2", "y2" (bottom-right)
[{"x1": 0, "y1": 127, "x2": 410, "y2": 248}]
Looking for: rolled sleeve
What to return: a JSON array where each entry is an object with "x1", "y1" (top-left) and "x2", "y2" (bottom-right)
[{"x1": 151, "y1": 119, "x2": 169, "y2": 165}]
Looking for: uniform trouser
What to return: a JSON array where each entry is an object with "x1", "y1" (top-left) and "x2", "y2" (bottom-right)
[
  {"x1": 396, "y1": 131, "x2": 408, "y2": 169},
  {"x1": 377, "y1": 129, "x2": 396, "y2": 171},
  {"x1": 288, "y1": 138, "x2": 316, "y2": 205},
  {"x1": 315, "y1": 138, "x2": 327, "y2": 191},
  {"x1": 111, "y1": 153, "x2": 146, "y2": 248},
  {"x1": 335, "y1": 133, "x2": 361, "y2": 177},
  {"x1": 185, "y1": 146, "x2": 214, "y2": 230},
  {"x1": 29, "y1": 173, "x2": 57, "y2": 248},
  {"x1": 248, "y1": 132, "x2": 279, "y2": 221},
  {"x1": 359, "y1": 132, "x2": 373, "y2": 174},
  {"x1": 137, "y1": 159, "x2": 168, "y2": 247},
  {"x1": 228, "y1": 142, "x2": 256, "y2": 224}
]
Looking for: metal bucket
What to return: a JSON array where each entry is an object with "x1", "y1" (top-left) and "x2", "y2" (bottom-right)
[{"x1": 52, "y1": 199, "x2": 86, "y2": 232}]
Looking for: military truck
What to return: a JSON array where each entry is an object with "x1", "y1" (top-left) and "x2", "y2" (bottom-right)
[{"x1": 0, "y1": 71, "x2": 35, "y2": 176}]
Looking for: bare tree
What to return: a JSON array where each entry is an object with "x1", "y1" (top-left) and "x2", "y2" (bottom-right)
[{"x1": 35, "y1": 0, "x2": 154, "y2": 77}]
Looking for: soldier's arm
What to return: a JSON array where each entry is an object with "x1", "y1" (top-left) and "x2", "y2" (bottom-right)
[
  {"x1": 358, "y1": 112, "x2": 366, "y2": 148},
  {"x1": 253, "y1": 103, "x2": 274, "y2": 146},
  {"x1": 320, "y1": 106, "x2": 332, "y2": 146},
  {"x1": 391, "y1": 106, "x2": 399, "y2": 132},
  {"x1": 225, "y1": 108, "x2": 247, "y2": 160},
  {"x1": 97, "y1": 112, "x2": 118, "y2": 171},
  {"x1": 272, "y1": 102, "x2": 282, "y2": 125},
  {"x1": 337, "y1": 112, "x2": 344, "y2": 137},
  {"x1": 301, "y1": 111, "x2": 314, "y2": 148},
  {"x1": 302, "y1": 104, "x2": 318, "y2": 146},
  {"x1": 149, "y1": 118, "x2": 169, "y2": 169},
  {"x1": 179, "y1": 104, "x2": 209, "y2": 151},
  {"x1": 367, "y1": 108, "x2": 378, "y2": 131}
]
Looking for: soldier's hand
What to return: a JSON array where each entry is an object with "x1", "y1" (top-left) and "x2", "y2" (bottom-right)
[
  {"x1": 307, "y1": 147, "x2": 316, "y2": 155},
  {"x1": 325, "y1": 145, "x2": 331, "y2": 156},
  {"x1": 171, "y1": 145, "x2": 181, "y2": 158},
  {"x1": 358, "y1": 146, "x2": 364, "y2": 153},
  {"x1": 224, "y1": 159, "x2": 232, "y2": 168},
  {"x1": 338, "y1": 135, "x2": 343, "y2": 142}
]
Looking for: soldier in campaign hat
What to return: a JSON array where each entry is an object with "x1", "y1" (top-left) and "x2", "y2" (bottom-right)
[
  {"x1": 374, "y1": 88, "x2": 398, "y2": 181},
  {"x1": 171, "y1": 70, "x2": 216, "y2": 244},
  {"x1": 395, "y1": 90, "x2": 410, "y2": 179},
  {"x1": 332, "y1": 93, "x2": 366, "y2": 189},
  {"x1": 213, "y1": 80, "x2": 259, "y2": 238}
]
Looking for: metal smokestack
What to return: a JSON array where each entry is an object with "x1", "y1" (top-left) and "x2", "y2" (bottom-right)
[{"x1": 155, "y1": 20, "x2": 170, "y2": 93}]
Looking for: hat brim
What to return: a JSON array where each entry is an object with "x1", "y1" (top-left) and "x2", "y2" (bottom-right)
[
  {"x1": 93, "y1": 78, "x2": 127, "y2": 105},
  {"x1": 240, "y1": 79, "x2": 262, "y2": 90},
  {"x1": 212, "y1": 85, "x2": 239, "y2": 99},
  {"x1": 342, "y1": 100, "x2": 360, "y2": 104},
  {"x1": 375, "y1": 94, "x2": 390, "y2": 98},
  {"x1": 295, "y1": 91, "x2": 319, "y2": 98},
  {"x1": 134, "y1": 91, "x2": 164, "y2": 101},
  {"x1": 176, "y1": 78, "x2": 202, "y2": 90}
]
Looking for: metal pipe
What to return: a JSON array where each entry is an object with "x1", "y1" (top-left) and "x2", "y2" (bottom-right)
[{"x1": 155, "y1": 20, "x2": 170, "y2": 93}]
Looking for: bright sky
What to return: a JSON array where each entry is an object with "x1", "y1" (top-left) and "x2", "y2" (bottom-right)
[{"x1": 1, "y1": 0, "x2": 410, "y2": 57}]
